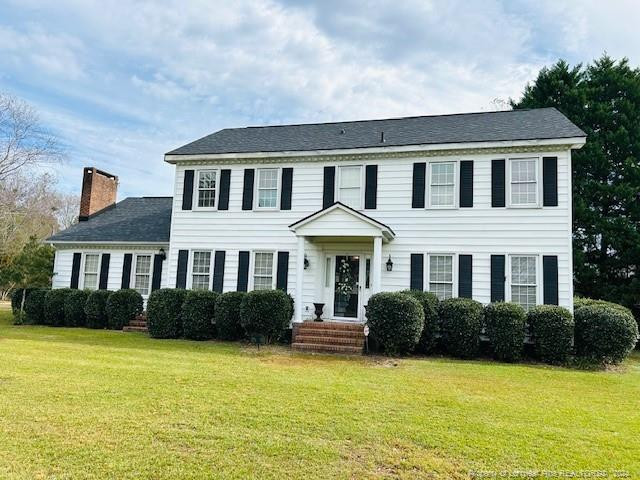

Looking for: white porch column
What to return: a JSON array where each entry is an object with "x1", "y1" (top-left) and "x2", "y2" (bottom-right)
[
  {"x1": 295, "y1": 235, "x2": 305, "y2": 322},
  {"x1": 372, "y1": 235, "x2": 383, "y2": 293}
]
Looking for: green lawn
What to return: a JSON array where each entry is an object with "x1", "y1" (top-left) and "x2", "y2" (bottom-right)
[{"x1": 0, "y1": 303, "x2": 638, "y2": 479}]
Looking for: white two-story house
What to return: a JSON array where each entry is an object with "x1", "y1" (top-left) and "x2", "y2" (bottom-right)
[{"x1": 49, "y1": 108, "x2": 586, "y2": 328}]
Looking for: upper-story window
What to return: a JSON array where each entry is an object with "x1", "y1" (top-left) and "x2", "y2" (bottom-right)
[
  {"x1": 429, "y1": 161, "x2": 456, "y2": 208},
  {"x1": 257, "y1": 168, "x2": 279, "y2": 208},
  {"x1": 338, "y1": 165, "x2": 362, "y2": 209},
  {"x1": 509, "y1": 158, "x2": 538, "y2": 206},
  {"x1": 429, "y1": 254, "x2": 454, "y2": 299},
  {"x1": 83, "y1": 253, "x2": 100, "y2": 290},
  {"x1": 191, "y1": 251, "x2": 211, "y2": 290},
  {"x1": 134, "y1": 254, "x2": 152, "y2": 296},
  {"x1": 253, "y1": 252, "x2": 275, "y2": 290},
  {"x1": 197, "y1": 170, "x2": 217, "y2": 208},
  {"x1": 510, "y1": 255, "x2": 537, "y2": 310}
]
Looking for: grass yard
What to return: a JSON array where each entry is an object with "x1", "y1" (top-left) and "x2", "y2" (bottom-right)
[{"x1": 0, "y1": 302, "x2": 638, "y2": 479}]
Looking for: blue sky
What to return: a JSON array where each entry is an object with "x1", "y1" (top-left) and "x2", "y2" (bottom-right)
[{"x1": 0, "y1": 0, "x2": 638, "y2": 198}]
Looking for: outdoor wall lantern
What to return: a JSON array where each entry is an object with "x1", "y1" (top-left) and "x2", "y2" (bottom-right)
[
  {"x1": 159, "y1": 248, "x2": 167, "y2": 261},
  {"x1": 304, "y1": 254, "x2": 310, "y2": 270},
  {"x1": 386, "y1": 255, "x2": 393, "y2": 272}
]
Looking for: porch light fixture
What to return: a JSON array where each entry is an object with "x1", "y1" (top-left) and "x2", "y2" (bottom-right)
[
  {"x1": 304, "y1": 254, "x2": 310, "y2": 270},
  {"x1": 386, "y1": 255, "x2": 393, "y2": 271},
  {"x1": 159, "y1": 248, "x2": 167, "y2": 261}
]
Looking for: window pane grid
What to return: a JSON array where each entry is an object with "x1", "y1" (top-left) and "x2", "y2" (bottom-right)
[
  {"x1": 134, "y1": 255, "x2": 152, "y2": 296},
  {"x1": 253, "y1": 252, "x2": 273, "y2": 290},
  {"x1": 191, "y1": 251, "x2": 211, "y2": 290},
  {"x1": 429, "y1": 255, "x2": 453, "y2": 299},
  {"x1": 511, "y1": 255, "x2": 537, "y2": 310},
  {"x1": 257, "y1": 169, "x2": 278, "y2": 208},
  {"x1": 84, "y1": 254, "x2": 100, "y2": 290},
  {"x1": 339, "y1": 166, "x2": 361, "y2": 208},
  {"x1": 198, "y1": 170, "x2": 217, "y2": 207},
  {"x1": 430, "y1": 162, "x2": 455, "y2": 207},
  {"x1": 510, "y1": 159, "x2": 537, "y2": 205}
]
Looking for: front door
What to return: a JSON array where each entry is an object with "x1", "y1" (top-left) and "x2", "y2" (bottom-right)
[{"x1": 333, "y1": 255, "x2": 360, "y2": 319}]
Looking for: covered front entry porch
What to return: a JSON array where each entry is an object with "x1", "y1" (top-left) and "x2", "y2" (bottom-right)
[{"x1": 289, "y1": 202, "x2": 395, "y2": 324}]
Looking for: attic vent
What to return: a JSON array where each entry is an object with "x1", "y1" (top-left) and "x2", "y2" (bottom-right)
[{"x1": 380, "y1": 131, "x2": 385, "y2": 143}]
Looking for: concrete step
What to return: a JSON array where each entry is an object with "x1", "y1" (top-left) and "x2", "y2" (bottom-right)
[
  {"x1": 295, "y1": 334, "x2": 365, "y2": 346},
  {"x1": 292, "y1": 342, "x2": 363, "y2": 355}
]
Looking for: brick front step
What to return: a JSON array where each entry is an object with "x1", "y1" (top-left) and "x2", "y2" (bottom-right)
[
  {"x1": 295, "y1": 334, "x2": 365, "y2": 346},
  {"x1": 291, "y1": 342, "x2": 363, "y2": 355},
  {"x1": 128, "y1": 320, "x2": 147, "y2": 327},
  {"x1": 123, "y1": 325, "x2": 148, "y2": 333},
  {"x1": 295, "y1": 328, "x2": 365, "y2": 339},
  {"x1": 297, "y1": 321, "x2": 363, "y2": 331}
]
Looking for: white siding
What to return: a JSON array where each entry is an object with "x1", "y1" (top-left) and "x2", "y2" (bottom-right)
[{"x1": 167, "y1": 149, "x2": 574, "y2": 315}]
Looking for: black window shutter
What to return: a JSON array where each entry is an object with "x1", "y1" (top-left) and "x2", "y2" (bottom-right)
[
  {"x1": 213, "y1": 251, "x2": 226, "y2": 293},
  {"x1": 276, "y1": 251, "x2": 290, "y2": 291},
  {"x1": 543, "y1": 157, "x2": 558, "y2": 207},
  {"x1": 151, "y1": 254, "x2": 163, "y2": 291},
  {"x1": 364, "y1": 164, "x2": 378, "y2": 209},
  {"x1": 490, "y1": 255, "x2": 506, "y2": 302},
  {"x1": 121, "y1": 253, "x2": 132, "y2": 289},
  {"x1": 99, "y1": 253, "x2": 110, "y2": 290},
  {"x1": 459, "y1": 160, "x2": 474, "y2": 208},
  {"x1": 491, "y1": 160, "x2": 505, "y2": 207},
  {"x1": 543, "y1": 255, "x2": 559, "y2": 305},
  {"x1": 182, "y1": 170, "x2": 194, "y2": 210},
  {"x1": 70, "y1": 253, "x2": 81, "y2": 289},
  {"x1": 176, "y1": 250, "x2": 188, "y2": 288},
  {"x1": 412, "y1": 163, "x2": 426, "y2": 208},
  {"x1": 218, "y1": 169, "x2": 231, "y2": 210},
  {"x1": 237, "y1": 251, "x2": 250, "y2": 292},
  {"x1": 458, "y1": 254, "x2": 473, "y2": 298},
  {"x1": 410, "y1": 254, "x2": 424, "y2": 290},
  {"x1": 242, "y1": 169, "x2": 255, "y2": 210},
  {"x1": 322, "y1": 166, "x2": 335, "y2": 208},
  {"x1": 280, "y1": 168, "x2": 293, "y2": 210}
]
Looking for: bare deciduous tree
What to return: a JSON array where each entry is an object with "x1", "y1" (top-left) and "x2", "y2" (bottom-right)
[
  {"x1": 52, "y1": 193, "x2": 80, "y2": 230},
  {"x1": 0, "y1": 93, "x2": 64, "y2": 181}
]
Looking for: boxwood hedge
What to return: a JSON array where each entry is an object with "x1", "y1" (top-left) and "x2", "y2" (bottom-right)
[
  {"x1": 44, "y1": 288, "x2": 73, "y2": 326},
  {"x1": 366, "y1": 292, "x2": 424, "y2": 356},
  {"x1": 182, "y1": 290, "x2": 218, "y2": 340},
  {"x1": 84, "y1": 290, "x2": 112, "y2": 329},
  {"x1": 215, "y1": 291, "x2": 246, "y2": 340},
  {"x1": 439, "y1": 298, "x2": 484, "y2": 358},
  {"x1": 484, "y1": 302, "x2": 526, "y2": 362},
  {"x1": 64, "y1": 289, "x2": 90, "y2": 327},
  {"x1": 106, "y1": 289, "x2": 143, "y2": 330},
  {"x1": 527, "y1": 305, "x2": 574, "y2": 364},
  {"x1": 240, "y1": 289, "x2": 291, "y2": 344},
  {"x1": 400, "y1": 290, "x2": 439, "y2": 354},
  {"x1": 147, "y1": 288, "x2": 188, "y2": 338},
  {"x1": 23, "y1": 288, "x2": 48, "y2": 325}
]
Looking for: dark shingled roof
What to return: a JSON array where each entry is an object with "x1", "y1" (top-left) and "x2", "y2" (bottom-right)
[
  {"x1": 166, "y1": 107, "x2": 586, "y2": 156},
  {"x1": 47, "y1": 197, "x2": 172, "y2": 243}
]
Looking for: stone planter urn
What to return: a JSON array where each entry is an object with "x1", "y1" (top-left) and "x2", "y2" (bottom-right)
[{"x1": 313, "y1": 303, "x2": 324, "y2": 322}]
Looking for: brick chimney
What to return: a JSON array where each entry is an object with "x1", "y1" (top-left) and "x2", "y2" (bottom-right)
[{"x1": 79, "y1": 167, "x2": 118, "y2": 221}]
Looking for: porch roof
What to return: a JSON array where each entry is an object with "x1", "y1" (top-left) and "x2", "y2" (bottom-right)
[{"x1": 288, "y1": 202, "x2": 395, "y2": 242}]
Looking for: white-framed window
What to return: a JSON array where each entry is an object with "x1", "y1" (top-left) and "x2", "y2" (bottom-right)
[
  {"x1": 509, "y1": 158, "x2": 539, "y2": 206},
  {"x1": 338, "y1": 165, "x2": 362, "y2": 209},
  {"x1": 133, "y1": 254, "x2": 152, "y2": 296},
  {"x1": 428, "y1": 161, "x2": 456, "y2": 208},
  {"x1": 428, "y1": 254, "x2": 454, "y2": 299},
  {"x1": 256, "y1": 168, "x2": 279, "y2": 209},
  {"x1": 191, "y1": 251, "x2": 212, "y2": 290},
  {"x1": 252, "y1": 251, "x2": 275, "y2": 290},
  {"x1": 510, "y1": 255, "x2": 538, "y2": 311},
  {"x1": 83, "y1": 253, "x2": 100, "y2": 290},
  {"x1": 196, "y1": 170, "x2": 217, "y2": 208}
]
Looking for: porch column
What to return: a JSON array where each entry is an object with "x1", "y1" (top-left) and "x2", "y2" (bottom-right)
[
  {"x1": 295, "y1": 235, "x2": 305, "y2": 322},
  {"x1": 372, "y1": 235, "x2": 383, "y2": 293}
]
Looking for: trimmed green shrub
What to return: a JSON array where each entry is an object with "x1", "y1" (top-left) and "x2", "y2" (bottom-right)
[
  {"x1": 215, "y1": 291, "x2": 246, "y2": 340},
  {"x1": 147, "y1": 288, "x2": 188, "y2": 338},
  {"x1": 23, "y1": 288, "x2": 48, "y2": 325},
  {"x1": 527, "y1": 305, "x2": 573, "y2": 364},
  {"x1": 484, "y1": 302, "x2": 526, "y2": 362},
  {"x1": 84, "y1": 290, "x2": 112, "y2": 329},
  {"x1": 44, "y1": 288, "x2": 73, "y2": 326},
  {"x1": 182, "y1": 290, "x2": 218, "y2": 340},
  {"x1": 106, "y1": 289, "x2": 143, "y2": 330},
  {"x1": 400, "y1": 290, "x2": 439, "y2": 354},
  {"x1": 574, "y1": 305, "x2": 639, "y2": 365},
  {"x1": 240, "y1": 289, "x2": 291, "y2": 344},
  {"x1": 574, "y1": 297, "x2": 633, "y2": 316},
  {"x1": 439, "y1": 298, "x2": 484, "y2": 358},
  {"x1": 366, "y1": 292, "x2": 424, "y2": 356},
  {"x1": 11, "y1": 288, "x2": 32, "y2": 314},
  {"x1": 64, "y1": 289, "x2": 90, "y2": 327}
]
